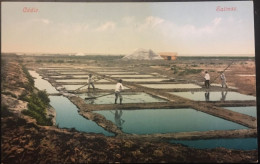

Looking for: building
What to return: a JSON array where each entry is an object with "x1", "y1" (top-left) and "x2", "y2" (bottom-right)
[{"x1": 159, "y1": 52, "x2": 178, "y2": 60}]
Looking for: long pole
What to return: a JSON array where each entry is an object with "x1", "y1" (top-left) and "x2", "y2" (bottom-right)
[
  {"x1": 74, "y1": 76, "x2": 104, "y2": 91},
  {"x1": 210, "y1": 60, "x2": 234, "y2": 84},
  {"x1": 85, "y1": 92, "x2": 114, "y2": 100}
]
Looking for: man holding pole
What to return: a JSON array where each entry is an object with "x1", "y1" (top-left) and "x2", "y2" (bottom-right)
[
  {"x1": 220, "y1": 72, "x2": 228, "y2": 88},
  {"x1": 115, "y1": 79, "x2": 124, "y2": 104}
]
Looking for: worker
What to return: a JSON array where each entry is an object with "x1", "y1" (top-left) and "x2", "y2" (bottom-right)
[
  {"x1": 115, "y1": 79, "x2": 124, "y2": 104},
  {"x1": 88, "y1": 74, "x2": 95, "y2": 89},
  {"x1": 220, "y1": 72, "x2": 228, "y2": 88},
  {"x1": 204, "y1": 71, "x2": 210, "y2": 88}
]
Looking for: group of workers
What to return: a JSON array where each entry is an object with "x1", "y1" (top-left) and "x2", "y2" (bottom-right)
[
  {"x1": 87, "y1": 74, "x2": 124, "y2": 104},
  {"x1": 87, "y1": 71, "x2": 227, "y2": 105},
  {"x1": 204, "y1": 71, "x2": 228, "y2": 88}
]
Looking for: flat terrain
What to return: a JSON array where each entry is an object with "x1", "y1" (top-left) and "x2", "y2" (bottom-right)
[{"x1": 1, "y1": 54, "x2": 258, "y2": 163}]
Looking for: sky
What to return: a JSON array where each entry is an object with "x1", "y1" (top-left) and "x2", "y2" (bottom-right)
[{"x1": 1, "y1": 1, "x2": 255, "y2": 56}]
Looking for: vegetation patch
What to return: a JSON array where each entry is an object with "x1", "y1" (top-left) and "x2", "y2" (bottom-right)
[
  {"x1": 22, "y1": 90, "x2": 52, "y2": 126},
  {"x1": 21, "y1": 64, "x2": 34, "y2": 91}
]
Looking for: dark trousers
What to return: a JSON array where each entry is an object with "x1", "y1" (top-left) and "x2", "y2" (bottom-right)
[{"x1": 205, "y1": 80, "x2": 210, "y2": 88}]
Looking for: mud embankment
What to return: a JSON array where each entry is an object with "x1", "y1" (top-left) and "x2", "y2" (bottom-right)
[{"x1": 1, "y1": 57, "x2": 258, "y2": 163}]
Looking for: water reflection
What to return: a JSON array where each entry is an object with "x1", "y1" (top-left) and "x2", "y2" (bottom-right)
[
  {"x1": 205, "y1": 91, "x2": 210, "y2": 101},
  {"x1": 170, "y1": 91, "x2": 255, "y2": 101},
  {"x1": 29, "y1": 70, "x2": 59, "y2": 94},
  {"x1": 94, "y1": 108, "x2": 248, "y2": 134},
  {"x1": 78, "y1": 92, "x2": 166, "y2": 104},
  {"x1": 49, "y1": 96, "x2": 114, "y2": 136},
  {"x1": 220, "y1": 90, "x2": 228, "y2": 101},
  {"x1": 84, "y1": 91, "x2": 97, "y2": 104},
  {"x1": 114, "y1": 110, "x2": 125, "y2": 130}
]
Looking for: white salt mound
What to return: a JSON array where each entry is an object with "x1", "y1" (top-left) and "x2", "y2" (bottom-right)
[{"x1": 123, "y1": 48, "x2": 163, "y2": 60}]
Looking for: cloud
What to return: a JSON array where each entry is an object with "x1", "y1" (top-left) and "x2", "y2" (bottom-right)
[
  {"x1": 134, "y1": 16, "x2": 222, "y2": 39},
  {"x1": 54, "y1": 23, "x2": 89, "y2": 35},
  {"x1": 145, "y1": 16, "x2": 165, "y2": 27},
  {"x1": 137, "y1": 16, "x2": 165, "y2": 31},
  {"x1": 95, "y1": 22, "x2": 116, "y2": 32},
  {"x1": 158, "y1": 17, "x2": 223, "y2": 38}
]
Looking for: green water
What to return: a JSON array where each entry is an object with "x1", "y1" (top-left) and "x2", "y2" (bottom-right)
[
  {"x1": 56, "y1": 79, "x2": 110, "y2": 83},
  {"x1": 30, "y1": 70, "x2": 114, "y2": 136},
  {"x1": 122, "y1": 78, "x2": 168, "y2": 82},
  {"x1": 169, "y1": 91, "x2": 256, "y2": 101},
  {"x1": 224, "y1": 106, "x2": 257, "y2": 117},
  {"x1": 94, "y1": 108, "x2": 248, "y2": 134},
  {"x1": 78, "y1": 92, "x2": 167, "y2": 104},
  {"x1": 141, "y1": 84, "x2": 201, "y2": 89},
  {"x1": 63, "y1": 84, "x2": 129, "y2": 90},
  {"x1": 29, "y1": 70, "x2": 59, "y2": 94},
  {"x1": 97, "y1": 72, "x2": 138, "y2": 74},
  {"x1": 49, "y1": 96, "x2": 114, "y2": 136},
  {"x1": 111, "y1": 75, "x2": 154, "y2": 78}
]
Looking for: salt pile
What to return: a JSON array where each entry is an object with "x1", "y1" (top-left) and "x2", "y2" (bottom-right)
[{"x1": 123, "y1": 48, "x2": 163, "y2": 60}]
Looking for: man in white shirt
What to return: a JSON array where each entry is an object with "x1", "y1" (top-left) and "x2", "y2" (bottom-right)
[
  {"x1": 88, "y1": 74, "x2": 95, "y2": 89},
  {"x1": 220, "y1": 72, "x2": 228, "y2": 88},
  {"x1": 115, "y1": 79, "x2": 124, "y2": 104},
  {"x1": 204, "y1": 71, "x2": 210, "y2": 88}
]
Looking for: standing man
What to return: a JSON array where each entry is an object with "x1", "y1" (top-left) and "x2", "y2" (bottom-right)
[
  {"x1": 115, "y1": 79, "x2": 124, "y2": 104},
  {"x1": 88, "y1": 74, "x2": 95, "y2": 89},
  {"x1": 220, "y1": 72, "x2": 228, "y2": 88},
  {"x1": 204, "y1": 71, "x2": 210, "y2": 88}
]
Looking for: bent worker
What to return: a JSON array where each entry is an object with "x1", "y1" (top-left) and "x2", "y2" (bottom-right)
[
  {"x1": 220, "y1": 72, "x2": 228, "y2": 88},
  {"x1": 88, "y1": 74, "x2": 95, "y2": 89},
  {"x1": 115, "y1": 79, "x2": 124, "y2": 104},
  {"x1": 204, "y1": 71, "x2": 210, "y2": 88}
]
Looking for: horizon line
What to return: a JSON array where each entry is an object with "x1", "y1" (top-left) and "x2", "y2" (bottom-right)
[{"x1": 1, "y1": 52, "x2": 255, "y2": 57}]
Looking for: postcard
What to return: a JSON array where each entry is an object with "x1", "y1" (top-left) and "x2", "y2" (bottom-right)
[{"x1": 1, "y1": 1, "x2": 258, "y2": 163}]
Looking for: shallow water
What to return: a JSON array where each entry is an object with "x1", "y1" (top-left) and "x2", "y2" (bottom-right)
[
  {"x1": 38, "y1": 67, "x2": 71, "y2": 70},
  {"x1": 111, "y1": 75, "x2": 155, "y2": 78},
  {"x1": 49, "y1": 96, "x2": 114, "y2": 136},
  {"x1": 141, "y1": 84, "x2": 201, "y2": 89},
  {"x1": 49, "y1": 75, "x2": 67, "y2": 78},
  {"x1": 224, "y1": 106, "x2": 257, "y2": 117},
  {"x1": 78, "y1": 92, "x2": 167, "y2": 104},
  {"x1": 94, "y1": 108, "x2": 247, "y2": 134},
  {"x1": 63, "y1": 84, "x2": 129, "y2": 90},
  {"x1": 122, "y1": 78, "x2": 168, "y2": 82},
  {"x1": 169, "y1": 138, "x2": 257, "y2": 150},
  {"x1": 97, "y1": 72, "x2": 138, "y2": 75},
  {"x1": 29, "y1": 70, "x2": 59, "y2": 94},
  {"x1": 210, "y1": 83, "x2": 237, "y2": 89},
  {"x1": 169, "y1": 91, "x2": 256, "y2": 101},
  {"x1": 59, "y1": 72, "x2": 88, "y2": 75},
  {"x1": 56, "y1": 79, "x2": 110, "y2": 83}
]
